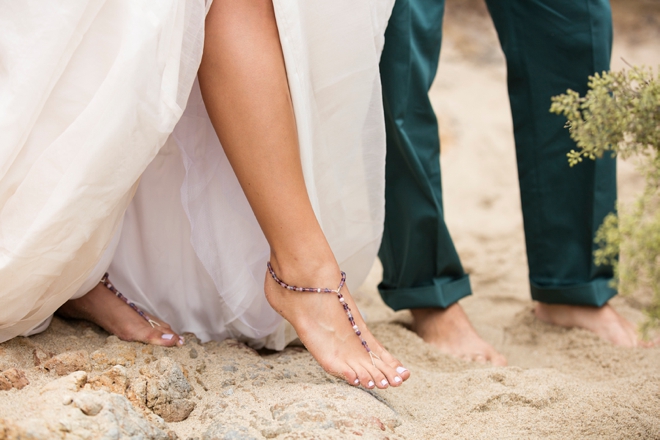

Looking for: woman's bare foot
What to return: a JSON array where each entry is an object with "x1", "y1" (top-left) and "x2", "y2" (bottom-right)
[
  {"x1": 534, "y1": 302, "x2": 641, "y2": 347},
  {"x1": 56, "y1": 282, "x2": 183, "y2": 346},
  {"x1": 411, "y1": 304, "x2": 507, "y2": 366},
  {"x1": 265, "y1": 259, "x2": 410, "y2": 389}
]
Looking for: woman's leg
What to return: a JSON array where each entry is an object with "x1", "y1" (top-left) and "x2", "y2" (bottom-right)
[{"x1": 198, "y1": 0, "x2": 409, "y2": 388}]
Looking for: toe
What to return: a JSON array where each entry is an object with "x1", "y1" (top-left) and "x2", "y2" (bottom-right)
[
  {"x1": 340, "y1": 365, "x2": 360, "y2": 386},
  {"x1": 473, "y1": 354, "x2": 488, "y2": 364},
  {"x1": 372, "y1": 344, "x2": 410, "y2": 382},
  {"x1": 320, "y1": 359, "x2": 359, "y2": 386},
  {"x1": 491, "y1": 352, "x2": 508, "y2": 366},
  {"x1": 363, "y1": 361, "x2": 389, "y2": 389},
  {"x1": 374, "y1": 358, "x2": 403, "y2": 387},
  {"x1": 144, "y1": 329, "x2": 181, "y2": 347},
  {"x1": 349, "y1": 362, "x2": 375, "y2": 389},
  {"x1": 395, "y1": 365, "x2": 410, "y2": 381}
]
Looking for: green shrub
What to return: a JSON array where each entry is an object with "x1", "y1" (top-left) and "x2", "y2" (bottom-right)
[{"x1": 550, "y1": 66, "x2": 660, "y2": 337}]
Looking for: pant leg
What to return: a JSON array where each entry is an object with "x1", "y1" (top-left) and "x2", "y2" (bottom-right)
[
  {"x1": 378, "y1": 0, "x2": 471, "y2": 311},
  {"x1": 485, "y1": 0, "x2": 617, "y2": 306}
]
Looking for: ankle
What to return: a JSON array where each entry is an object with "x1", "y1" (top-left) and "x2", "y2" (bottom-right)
[{"x1": 268, "y1": 251, "x2": 341, "y2": 287}]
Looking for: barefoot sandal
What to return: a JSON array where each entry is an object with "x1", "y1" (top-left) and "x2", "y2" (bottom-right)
[
  {"x1": 267, "y1": 263, "x2": 381, "y2": 367},
  {"x1": 100, "y1": 273, "x2": 160, "y2": 328}
]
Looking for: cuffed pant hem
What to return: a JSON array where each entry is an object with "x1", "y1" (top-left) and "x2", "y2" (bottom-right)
[
  {"x1": 378, "y1": 275, "x2": 472, "y2": 311},
  {"x1": 530, "y1": 278, "x2": 616, "y2": 307}
]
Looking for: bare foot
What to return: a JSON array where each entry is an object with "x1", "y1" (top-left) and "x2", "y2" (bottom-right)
[
  {"x1": 265, "y1": 259, "x2": 411, "y2": 389},
  {"x1": 534, "y1": 302, "x2": 640, "y2": 347},
  {"x1": 411, "y1": 304, "x2": 507, "y2": 366},
  {"x1": 56, "y1": 282, "x2": 183, "y2": 346}
]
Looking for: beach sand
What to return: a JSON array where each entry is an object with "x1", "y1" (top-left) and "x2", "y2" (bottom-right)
[{"x1": 1, "y1": 1, "x2": 659, "y2": 438}]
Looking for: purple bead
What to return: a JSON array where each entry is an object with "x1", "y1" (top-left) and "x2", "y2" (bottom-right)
[
  {"x1": 356, "y1": 331, "x2": 361, "y2": 336},
  {"x1": 361, "y1": 341, "x2": 367, "y2": 346}
]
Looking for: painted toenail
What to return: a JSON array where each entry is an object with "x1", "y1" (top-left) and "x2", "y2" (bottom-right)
[
  {"x1": 394, "y1": 376, "x2": 402, "y2": 383},
  {"x1": 396, "y1": 366, "x2": 408, "y2": 374},
  {"x1": 380, "y1": 379, "x2": 388, "y2": 386},
  {"x1": 162, "y1": 334, "x2": 174, "y2": 340},
  {"x1": 368, "y1": 381, "x2": 374, "y2": 388},
  {"x1": 354, "y1": 379, "x2": 360, "y2": 385}
]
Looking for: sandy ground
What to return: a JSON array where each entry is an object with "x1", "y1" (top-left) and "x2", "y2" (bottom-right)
[{"x1": 1, "y1": 1, "x2": 659, "y2": 439}]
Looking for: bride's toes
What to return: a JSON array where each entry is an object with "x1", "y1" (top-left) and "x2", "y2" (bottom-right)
[
  {"x1": 363, "y1": 362, "x2": 390, "y2": 389},
  {"x1": 145, "y1": 329, "x2": 183, "y2": 347},
  {"x1": 376, "y1": 361, "x2": 404, "y2": 387},
  {"x1": 374, "y1": 346, "x2": 410, "y2": 383},
  {"x1": 349, "y1": 362, "x2": 376, "y2": 389},
  {"x1": 329, "y1": 363, "x2": 360, "y2": 386}
]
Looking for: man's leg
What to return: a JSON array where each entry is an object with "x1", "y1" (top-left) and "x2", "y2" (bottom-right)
[
  {"x1": 379, "y1": 0, "x2": 506, "y2": 364},
  {"x1": 485, "y1": 0, "x2": 637, "y2": 346}
]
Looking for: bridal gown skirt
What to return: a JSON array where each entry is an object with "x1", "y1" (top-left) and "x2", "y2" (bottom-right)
[{"x1": 0, "y1": 0, "x2": 394, "y2": 348}]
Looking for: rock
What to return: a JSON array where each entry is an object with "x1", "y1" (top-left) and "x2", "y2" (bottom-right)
[
  {"x1": 43, "y1": 350, "x2": 91, "y2": 376},
  {"x1": 139, "y1": 357, "x2": 195, "y2": 422},
  {"x1": 1, "y1": 368, "x2": 29, "y2": 390},
  {"x1": 31, "y1": 347, "x2": 51, "y2": 367},
  {"x1": 88, "y1": 365, "x2": 129, "y2": 394},
  {"x1": 6, "y1": 371, "x2": 171, "y2": 439},
  {"x1": 0, "y1": 376, "x2": 11, "y2": 391},
  {"x1": 41, "y1": 371, "x2": 88, "y2": 394},
  {"x1": 91, "y1": 345, "x2": 137, "y2": 370},
  {"x1": 73, "y1": 393, "x2": 104, "y2": 416},
  {"x1": 0, "y1": 417, "x2": 50, "y2": 439}
]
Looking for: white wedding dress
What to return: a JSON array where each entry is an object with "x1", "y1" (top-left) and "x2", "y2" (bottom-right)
[{"x1": 0, "y1": 0, "x2": 393, "y2": 348}]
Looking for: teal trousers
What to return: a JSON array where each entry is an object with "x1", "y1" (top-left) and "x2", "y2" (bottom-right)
[{"x1": 378, "y1": 0, "x2": 617, "y2": 310}]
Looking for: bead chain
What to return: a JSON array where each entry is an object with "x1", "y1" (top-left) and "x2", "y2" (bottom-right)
[
  {"x1": 100, "y1": 273, "x2": 160, "y2": 328},
  {"x1": 266, "y1": 262, "x2": 381, "y2": 366}
]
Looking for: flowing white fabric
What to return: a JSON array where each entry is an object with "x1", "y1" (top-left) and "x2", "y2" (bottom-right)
[{"x1": 0, "y1": 0, "x2": 393, "y2": 348}]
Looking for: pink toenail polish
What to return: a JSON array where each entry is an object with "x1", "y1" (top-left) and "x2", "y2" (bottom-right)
[
  {"x1": 380, "y1": 379, "x2": 388, "y2": 386},
  {"x1": 396, "y1": 366, "x2": 408, "y2": 375},
  {"x1": 394, "y1": 376, "x2": 402, "y2": 383},
  {"x1": 368, "y1": 380, "x2": 375, "y2": 388},
  {"x1": 162, "y1": 334, "x2": 174, "y2": 340},
  {"x1": 354, "y1": 379, "x2": 360, "y2": 385}
]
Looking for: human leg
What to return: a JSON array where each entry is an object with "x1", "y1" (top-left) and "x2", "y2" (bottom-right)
[
  {"x1": 378, "y1": 0, "x2": 505, "y2": 364},
  {"x1": 197, "y1": 0, "x2": 409, "y2": 387},
  {"x1": 485, "y1": 0, "x2": 638, "y2": 345}
]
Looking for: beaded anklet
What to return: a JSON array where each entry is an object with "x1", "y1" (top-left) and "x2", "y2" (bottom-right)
[
  {"x1": 100, "y1": 273, "x2": 160, "y2": 328},
  {"x1": 267, "y1": 262, "x2": 381, "y2": 367}
]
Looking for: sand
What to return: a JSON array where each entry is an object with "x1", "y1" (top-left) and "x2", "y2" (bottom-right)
[{"x1": 1, "y1": 1, "x2": 659, "y2": 438}]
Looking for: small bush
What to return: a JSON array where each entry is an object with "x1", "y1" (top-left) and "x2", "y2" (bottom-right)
[{"x1": 550, "y1": 66, "x2": 660, "y2": 336}]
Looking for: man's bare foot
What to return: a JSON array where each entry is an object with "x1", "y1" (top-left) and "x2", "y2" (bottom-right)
[
  {"x1": 411, "y1": 304, "x2": 507, "y2": 366},
  {"x1": 56, "y1": 282, "x2": 183, "y2": 346},
  {"x1": 534, "y1": 302, "x2": 640, "y2": 347},
  {"x1": 265, "y1": 259, "x2": 410, "y2": 389}
]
